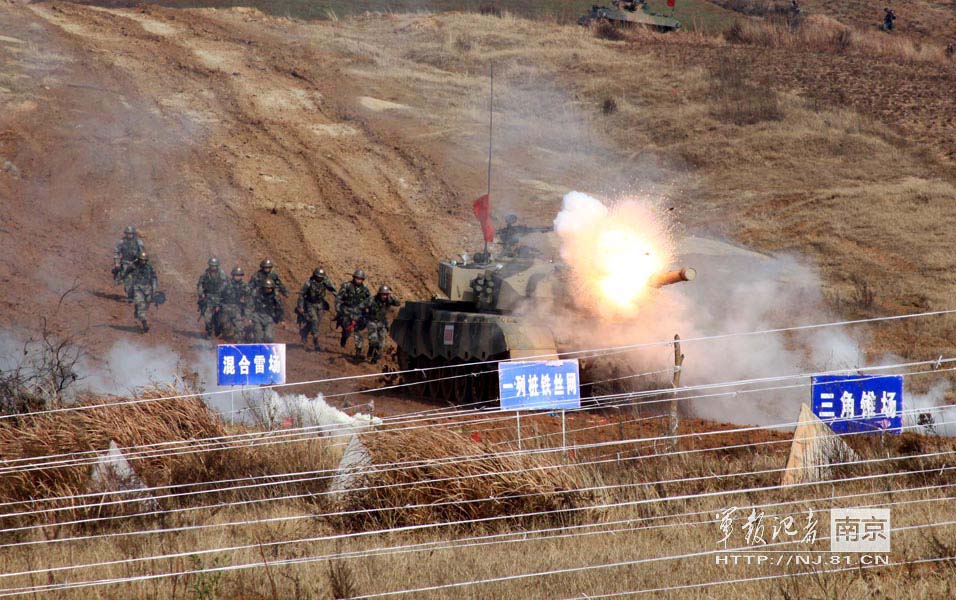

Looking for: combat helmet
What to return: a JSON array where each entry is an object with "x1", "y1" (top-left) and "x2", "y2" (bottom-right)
[
  {"x1": 505, "y1": 214, "x2": 518, "y2": 225},
  {"x1": 231, "y1": 266, "x2": 244, "y2": 277},
  {"x1": 260, "y1": 259, "x2": 273, "y2": 270},
  {"x1": 124, "y1": 226, "x2": 137, "y2": 236},
  {"x1": 208, "y1": 257, "x2": 220, "y2": 268},
  {"x1": 136, "y1": 251, "x2": 149, "y2": 263},
  {"x1": 312, "y1": 267, "x2": 326, "y2": 279},
  {"x1": 262, "y1": 278, "x2": 276, "y2": 291},
  {"x1": 378, "y1": 285, "x2": 391, "y2": 295},
  {"x1": 352, "y1": 268, "x2": 366, "y2": 280}
]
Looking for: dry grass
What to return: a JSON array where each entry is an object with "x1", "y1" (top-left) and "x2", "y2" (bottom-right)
[
  {"x1": 0, "y1": 409, "x2": 955, "y2": 598},
  {"x1": 333, "y1": 427, "x2": 601, "y2": 530},
  {"x1": 0, "y1": 386, "x2": 342, "y2": 532},
  {"x1": 724, "y1": 14, "x2": 952, "y2": 64}
]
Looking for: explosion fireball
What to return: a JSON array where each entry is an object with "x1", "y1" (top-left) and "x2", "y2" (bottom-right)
[{"x1": 554, "y1": 191, "x2": 674, "y2": 318}]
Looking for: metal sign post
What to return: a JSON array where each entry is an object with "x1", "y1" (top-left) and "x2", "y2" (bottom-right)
[
  {"x1": 498, "y1": 359, "x2": 581, "y2": 452},
  {"x1": 516, "y1": 412, "x2": 521, "y2": 450}
]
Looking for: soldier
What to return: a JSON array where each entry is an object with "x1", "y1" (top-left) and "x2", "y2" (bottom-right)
[
  {"x1": 219, "y1": 266, "x2": 250, "y2": 342},
  {"x1": 364, "y1": 285, "x2": 400, "y2": 364},
  {"x1": 249, "y1": 259, "x2": 289, "y2": 297},
  {"x1": 196, "y1": 257, "x2": 227, "y2": 338},
  {"x1": 496, "y1": 214, "x2": 553, "y2": 257},
  {"x1": 882, "y1": 7, "x2": 896, "y2": 31},
  {"x1": 112, "y1": 226, "x2": 145, "y2": 302},
  {"x1": 336, "y1": 268, "x2": 372, "y2": 360},
  {"x1": 120, "y1": 251, "x2": 158, "y2": 333},
  {"x1": 248, "y1": 278, "x2": 284, "y2": 343},
  {"x1": 296, "y1": 267, "x2": 337, "y2": 352}
]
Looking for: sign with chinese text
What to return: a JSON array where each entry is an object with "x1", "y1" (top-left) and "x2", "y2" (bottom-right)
[
  {"x1": 811, "y1": 375, "x2": 902, "y2": 434},
  {"x1": 217, "y1": 344, "x2": 286, "y2": 386},
  {"x1": 498, "y1": 359, "x2": 581, "y2": 411}
]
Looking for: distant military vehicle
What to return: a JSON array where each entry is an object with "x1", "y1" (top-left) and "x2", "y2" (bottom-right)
[
  {"x1": 578, "y1": 0, "x2": 681, "y2": 32},
  {"x1": 390, "y1": 244, "x2": 695, "y2": 404}
]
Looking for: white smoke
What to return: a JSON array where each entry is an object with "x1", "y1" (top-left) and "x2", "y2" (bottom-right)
[
  {"x1": 232, "y1": 389, "x2": 381, "y2": 432},
  {"x1": 80, "y1": 340, "x2": 182, "y2": 395},
  {"x1": 552, "y1": 191, "x2": 872, "y2": 427}
]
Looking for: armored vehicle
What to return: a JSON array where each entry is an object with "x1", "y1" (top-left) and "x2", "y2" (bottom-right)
[
  {"x1": 578, "y1": 0, "x2": 681, "y2": 32},
  {"x1": 389, "y1": 249, "x2": 695, "y2": 404}
]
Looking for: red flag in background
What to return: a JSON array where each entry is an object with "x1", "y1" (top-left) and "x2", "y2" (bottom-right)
[
  {"x1": 473, "y1": 194, "x2": 495, "y2": 243},
  {"x1": 667, "y1": 0, "x2": 675, "y2": 6}
]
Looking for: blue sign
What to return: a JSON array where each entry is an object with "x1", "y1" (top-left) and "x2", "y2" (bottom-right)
[
  {"x1": 811, "y1": 375, "x2": 903, "y2": 434},
  {"x1": 217, "y1": 344, "x2": 286, "y2": 386},
  {"x1": 499, "y1": 359, "x2": 581, "y2": 410}
]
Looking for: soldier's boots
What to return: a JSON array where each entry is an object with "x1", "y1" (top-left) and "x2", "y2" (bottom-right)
[
  {"x1": 367, "y1": 348, "x2": 380, "y2": 364},
  {"x1": 140, "y1": 319, "x2": 149, "y2": 333},
  {"x1": 339, "y1": 330, "x2": 349, "y2": 348}
]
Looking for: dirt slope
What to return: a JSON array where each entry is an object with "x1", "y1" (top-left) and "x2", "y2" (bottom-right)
[{"x1": 0, "y1": 1, "x2": 484, "y2": 398}]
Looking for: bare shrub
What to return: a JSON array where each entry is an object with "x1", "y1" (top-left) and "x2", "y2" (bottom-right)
[
  {"x1": 850, "y1": 275, "x2": 875, "y2": 309},
  {"x1": 593, "y1": 21, "x2": 626, "y2": 42},
  {"x1": 327, "y1": 559, "x2": 358, "y2": 599},
  {"x1": 478, "y1": 3, "x2": 502, "y2": 18},
  {"x1": 601, "y1": 97, "x2": 618, "y2": 115},
  {"x1": 831, "y1": 28, "x2": 853, "y2": 54},
  {"x1": 453, "y1": 34, "x2": 472, "y2": 53},
  {"x1": 709, "y1": 59, "x2": 784, "y2": 125}
]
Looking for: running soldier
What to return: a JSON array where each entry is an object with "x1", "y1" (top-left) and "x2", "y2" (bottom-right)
[
  {"x1": 248, "y1": 278, "x2": 284, "y2": 343},
  {"x1": 197, "y1": 257, "x2": 227, "y2": 338},
  {"x1": 296, "y1": 267, "x2": 337, "y2": 352},
  {"x1": 219, "y1": 266, "x2": 250, "y2": 341},
  {"x1": 119, "y1": 251, "x2": 158, "y2": 333},
  {"x1": 336, "y1": 269, "x2": 371, "y2": 360},
  {"x1": 249, "y1": 259, "x2": 289, "y2": 297},
  {"x1": 112, "y1": 226, "x2": 145, "y2": 302},
  {"x1": 364, "y1": 285, "x2": 400, "y2": 364}
]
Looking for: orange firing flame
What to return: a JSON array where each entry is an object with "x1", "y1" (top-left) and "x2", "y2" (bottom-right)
[{"x1": 555, "y1": 192, "x2": 673, "y2": 319}]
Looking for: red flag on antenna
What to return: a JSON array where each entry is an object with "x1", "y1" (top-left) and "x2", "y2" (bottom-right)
[
  {"x1": 473, "y1": 194, "x2": 495, "y2": 243},
  {"x1": 667, "y1": 0, "x2": 675, "y2": 6}
]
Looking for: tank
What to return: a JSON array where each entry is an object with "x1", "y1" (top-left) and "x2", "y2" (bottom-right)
[
  {"x1": 578, "y1": 0, "x2": 681, "y2": 32},
  {"x1": 389, "y1": 249, "x2": 696, "y2": 404}
]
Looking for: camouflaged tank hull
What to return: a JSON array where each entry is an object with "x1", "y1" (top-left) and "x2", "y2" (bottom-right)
[
  {"x1": 389, "y1": 300, "x2": 558, "y2": 404},
  {"x1": 578, "y1": 6, "x2": 680, "y2": 31}
]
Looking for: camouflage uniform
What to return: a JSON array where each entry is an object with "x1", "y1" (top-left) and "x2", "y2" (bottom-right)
[
  {"x1": 336, "y1": 278, "x2": 371, "y2": 357},
  {"x1": 219, "y1": 274, "x2": 250, "y2": 342},
  {"x1": 249, "y1": 267, "x2": 288, "y2": 297},
  {"x1": 364, "y1": 289, "x2": 400, "y2": 363},
  {"x1": 113, "y1": 235, "x2": 145, "y2": 300},
  {"x1": 197, "y1": 267, "x2": 227, "y2": 337},
  {"x1": 120, "y1": 258, "x2": 158, "y2": 332},
  {"x1": 248, "y1": 285, "x2": 284, "y2": 343},
  {"x1": 296, "y1": 271, "x2": 337, "y2": 351}
]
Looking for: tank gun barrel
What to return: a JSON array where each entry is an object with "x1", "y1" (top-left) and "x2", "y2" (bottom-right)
[{"x1": 649, "y1": 267, "x2": 696, "y2": 288}]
